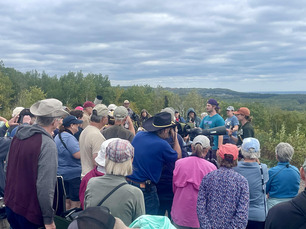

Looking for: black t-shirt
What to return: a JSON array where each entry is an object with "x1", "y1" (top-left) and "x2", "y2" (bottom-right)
[{"x1": 237, "y1": 121, "x2": 254, "y2": 146}]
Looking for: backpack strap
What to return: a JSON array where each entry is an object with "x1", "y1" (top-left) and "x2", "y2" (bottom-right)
[
  {"x1": 269, "y1": 164, "x2": 299, "y2": 184},
  {"x1": 97, "y1": 182, "x2": 128, "y2": 207}
]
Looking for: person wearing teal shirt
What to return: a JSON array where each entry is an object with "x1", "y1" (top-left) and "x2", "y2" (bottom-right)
[{"x1": 199, "y1": 99, "x2": 225, "y2": 161}]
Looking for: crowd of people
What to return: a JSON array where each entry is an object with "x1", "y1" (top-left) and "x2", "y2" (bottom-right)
[{"x1": 0, "y1": 97, "x2": 305, "y2": 229}]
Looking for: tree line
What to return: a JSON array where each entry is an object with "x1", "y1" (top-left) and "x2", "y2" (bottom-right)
[{"x1": 0, "y1": 61, "x2": 305, "y2": 167}]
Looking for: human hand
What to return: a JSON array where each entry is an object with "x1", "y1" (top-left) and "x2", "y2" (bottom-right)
[
  {"x1": 45, "y1": 222, "x2": 56, "y2": 229},
  {"x1": 0, "y1": 116, "x2": 8, "y2": 123},
  {"x1": 126, "y1": 116, "x2": 133, "y2": 125},
  {"x1": 22, "y1": 115, "x2": 31, "y2": 124},
  {"x1": 170, "y1": 128, "x2": 177, "y2": 140},
  {"x1": 8, "y1": 115, "x2": 19, "y2": 127}
]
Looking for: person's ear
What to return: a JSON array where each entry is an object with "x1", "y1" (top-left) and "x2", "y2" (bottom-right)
[{"x1": 202, "y1": 148, "x2": 209, "y2": 158}]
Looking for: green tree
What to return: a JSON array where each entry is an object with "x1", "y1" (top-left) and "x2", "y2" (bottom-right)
[
  {"x1": 17, "y1": 86, "x2": 46, "y2": 108},
  {"x1": 0, "y1": 71, "x2": 14, "y2": 116}
]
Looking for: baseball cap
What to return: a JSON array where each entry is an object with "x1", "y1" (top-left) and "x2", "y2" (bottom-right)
[
  {"x1": 192, "y1": 135, "x2": 210, "y2": 148},
  {"x1": 123, "y1": 100, "x2": 129, "y2": 104},
  {"x1": 106, "y1": 139, "x2": 134, "y2": 163},
  {"x1": 108, "y1": 104, "x2": 117, "y2": 111},
  {"x1": 218, "y1": 144, "x2": 238, "y2": 160},
  {"x1": 242, "y1": 137, "x2": 260, "y2": 152},
  {"x1": 207, "y1": 99, "x2": 220, "y2": 109},
  {"x1": 234, "y1": 107, "x2": 250, "y2": 116},
  {"x1": 83, "y1": 101, "x2": 95, "y2": 108},
  {"x1": 226, "y1": 106, "x2": 234, "y2": 111},
  {"x1": 95, "y1": 138, "x2": 119, "y2": 167},
  {"x1": 93, "y1": 104, "x2": 108, "y2": 117},
  {"x1": 62, "y1": 115, "x2": 83, "y2": 127},
  {"x1": 161, "y1": 107, "x2": 175, "y2": 121},
  {"x1": 12, "y1": 107, "x2": 24, "y2": 117},
  {"x1": 75, "y1": 106, "x2": 83, "y2": 111},
  {"x1": 113, "y1": 106, "x2": 128, "y2": 119}
]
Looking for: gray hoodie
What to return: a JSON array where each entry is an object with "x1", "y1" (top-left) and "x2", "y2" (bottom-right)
[
  {"x1": 186, "y1": 108, "x2": 202, "y2": 127},
  {"x1": 7, "y1": 124, "x2": 58, "y2": 225}
]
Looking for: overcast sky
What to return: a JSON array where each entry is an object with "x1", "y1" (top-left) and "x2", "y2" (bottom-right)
[{"x1": 1, "y1": 0, "x2": 306, "y2": 92}]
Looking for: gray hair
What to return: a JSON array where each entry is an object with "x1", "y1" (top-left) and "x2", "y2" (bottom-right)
[
  {"x1": 105, "y1": 158, "x2": 133, "y2": 176},
  {"x1": 114, "y1": 117, "x2": 125, "y2": 122},
  {"x1": 36, "y1": 116, "x2": 57, "y2": 127},
  {"x1": 90, "y1": 113, "x2": 104, "y2": 123},
  {"x1": 275, "y1": 142, "x2": 294, "y2": 162},
  {"x1": 241, "y1": 148, "x2": 261, "y2": 159}
]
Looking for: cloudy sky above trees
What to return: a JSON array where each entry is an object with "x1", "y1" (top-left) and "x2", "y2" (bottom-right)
[{"x1": 1, "y1": 0, "x2": 306, "y2": 92}]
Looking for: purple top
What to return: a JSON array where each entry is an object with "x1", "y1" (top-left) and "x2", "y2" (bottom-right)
[
  {"x1": 171, "y1": 156, "x2": 217, "y2": 228},
  {"x1": 197, "y1": 167, "x2": 249, "y2": 229}
]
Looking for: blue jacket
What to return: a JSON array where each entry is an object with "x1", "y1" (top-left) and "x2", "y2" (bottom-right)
[{"x1": 266, "y1": 162, "x2": 300, "y2": 198}]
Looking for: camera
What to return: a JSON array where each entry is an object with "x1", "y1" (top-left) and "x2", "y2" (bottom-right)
[
  {"x1": 175, "y1": 121, "x2": 226, "y2": 139},
  {"x1": 175, "y1": 122, "x2": 193, "y2": 138},
  {"x1": 186, "y1": 126, "x2": 227, "y2": 136}
]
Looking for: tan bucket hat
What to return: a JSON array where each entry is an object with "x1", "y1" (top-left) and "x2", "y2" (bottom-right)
[{"x1": 30, "y1": 98, "x2": 69, "y2": 117}]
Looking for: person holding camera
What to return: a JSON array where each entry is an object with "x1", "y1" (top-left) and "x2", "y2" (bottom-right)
[{"x1": 126, "y1": 112, "x2": 182, "y2": 215}]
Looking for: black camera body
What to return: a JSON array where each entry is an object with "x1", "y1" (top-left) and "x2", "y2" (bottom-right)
[{"x1": 186, "y1": 126, "x2": 227, "y2": 136}]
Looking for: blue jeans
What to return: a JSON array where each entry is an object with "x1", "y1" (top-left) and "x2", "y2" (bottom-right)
[
  {"x1": 6, "y1": 207, "x2": 41, "y2": 229},
  {"x1": 127, "y1": 181, "x2": 160, "y2": 215}
]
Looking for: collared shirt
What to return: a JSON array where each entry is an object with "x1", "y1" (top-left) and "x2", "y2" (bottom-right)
[{"x1": 128, "y1": 131, "x2": 178, "y2": 184}]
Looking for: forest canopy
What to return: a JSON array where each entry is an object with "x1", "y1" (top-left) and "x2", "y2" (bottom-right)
[{"x1": 0, "y1": 61, "x2": 305, "y2": 167}]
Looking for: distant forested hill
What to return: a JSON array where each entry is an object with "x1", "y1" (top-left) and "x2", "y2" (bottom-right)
[{"x1": 163, "y1": 88, "x2": 306, "y2": 111}]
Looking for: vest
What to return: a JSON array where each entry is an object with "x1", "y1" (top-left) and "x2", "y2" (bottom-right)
[{"x1": 4, "y1": 133, "x2": 43, "y2": 225}]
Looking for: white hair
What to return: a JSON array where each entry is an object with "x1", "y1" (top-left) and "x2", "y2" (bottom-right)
[
  {"x1": 105, "y1": 158, "x2": 133, "y2": 176},
  {"x1": 241, "y1": 148, "x2": 260, "y2": 159},
  {"x1": 275, "y1": 142, "x2": 294, "y2": 162}
]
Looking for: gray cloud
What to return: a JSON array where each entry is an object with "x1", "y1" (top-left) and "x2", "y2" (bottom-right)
[{"x1": 1, "y1": 0, "x2": 306, "y2": 92}]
